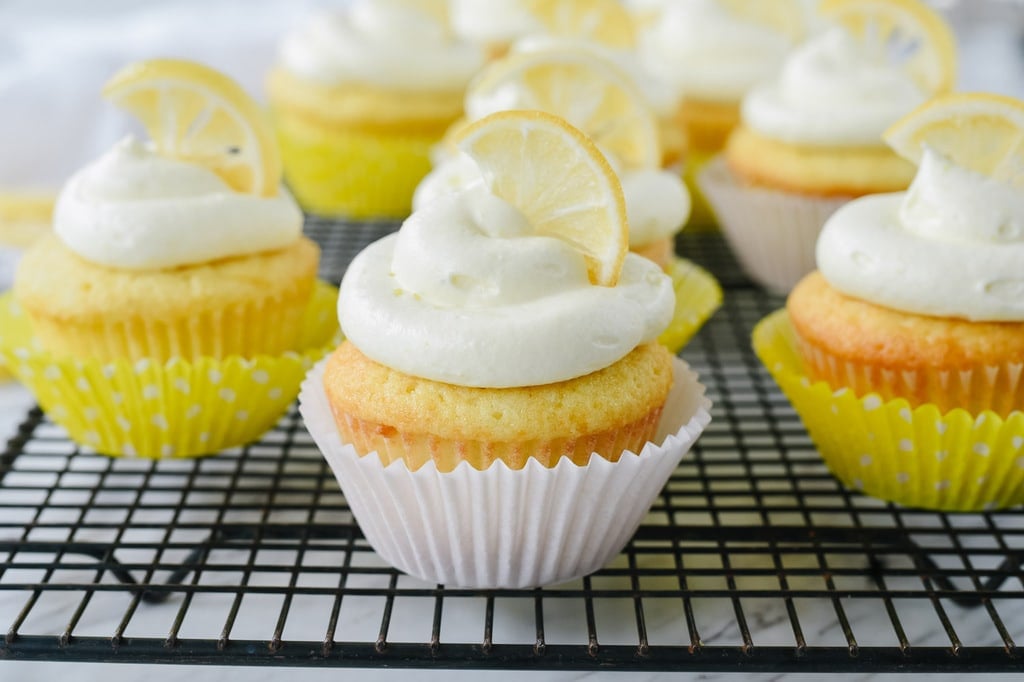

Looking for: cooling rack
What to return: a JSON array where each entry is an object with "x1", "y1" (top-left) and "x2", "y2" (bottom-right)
[{"x1": 1, "y1": 219, "x2": 1022, "y2": 673}]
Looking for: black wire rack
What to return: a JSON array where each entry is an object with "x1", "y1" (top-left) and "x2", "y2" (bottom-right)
[{"x1": 1, "y1": 218, "x2": 1023, "y2": 673}]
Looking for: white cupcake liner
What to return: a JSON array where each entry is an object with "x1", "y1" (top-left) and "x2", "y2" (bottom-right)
[
  {"x1": 299, "y1": 357, "x2": 712, "y2": 588},
  {"x1": 697, "y1": 156, "x2": 851, "y2": 295}
]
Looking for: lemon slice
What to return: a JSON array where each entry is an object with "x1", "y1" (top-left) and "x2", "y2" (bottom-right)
[
  {"x1": 717, "y1": 0, "x2": 808, "y2": 42},
  {"x1": 467, "y1": 47, "x2": 660, "y2": 169},
  {"x1": 455, "y1": 110, "x2": 628, "y2": 286},
  {"x1": 884, "y1": 92, "x2": 1024, "y2": 188},
  {"x1": 819, "y1": 0, "x2": 957, "y2": 95},
  {"x1": 525, "y1": 0, "x2": 636, "y2": 49},
  {"x1": 103, "y1": 59, "x2": 281, "y2": 197}
]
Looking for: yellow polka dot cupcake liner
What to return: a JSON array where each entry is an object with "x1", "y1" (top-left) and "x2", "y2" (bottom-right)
[
  {"x1": 0, "y1": 282, "x2": 339, "y2": 458},
  {"x1": 275, "y1": 113, "x2": 441, "y2": 219},
  {"x1": 754, "y1": 310, "x2": 1024, "y2": 512},
  {"x1": 658, "y1": 257, "x2": 722, "y2": 354}
]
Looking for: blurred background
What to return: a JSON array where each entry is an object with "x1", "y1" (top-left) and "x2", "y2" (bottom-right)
[{"x1": 0, "y1": 0, "x2": 1022, "y2": 192}]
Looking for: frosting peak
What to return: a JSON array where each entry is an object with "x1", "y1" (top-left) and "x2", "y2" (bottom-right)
[
  {"x1": 638, "y1": 0, "x2": 792, "y2": 102},
  {"x1": 55, "y1": 137, "x2": 303, "y2": 270},
  {"x1": 743, "y1": 28, "x2": 928, "y2": 146},
  {"x1": 413, "y1": 153, "x2": 690, "y2": 248},
  {"x1": 340, "y1": 186, "x2": 675, "y2": 388},
  {"x1": 279, "y1": 1, "x2": 483, "y2": 91},
  {"x1": 817, "y1": 149, "x2": 1024, "y2": 321}
]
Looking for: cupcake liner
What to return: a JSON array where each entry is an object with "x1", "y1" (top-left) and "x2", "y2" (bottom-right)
[
  {"x1": 794, "y1": 333, "x2": 1024, "y2": 418},
  {"x1": 0, "y1": 282, "x2": 339, "y2": 458},
  {"x1": 754, "y1": 310, "x2": 1024, "y2": 512},
  {"x1": 276, "y1": 113, "x2": 440, "y2": 219},
  {"x1": 299, "y1": 356, "x2": 712, "y2": 588},
  {"x1": 658, "y1": 257, "x2": 723, "y2": 354},
  {"x1": 698, "y1": 156, "x2": 850, "y2": 295}
]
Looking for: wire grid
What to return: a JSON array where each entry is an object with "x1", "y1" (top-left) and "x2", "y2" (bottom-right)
[{"x1": 0, "y1": 221, "x2": 1023, "y2": 672}]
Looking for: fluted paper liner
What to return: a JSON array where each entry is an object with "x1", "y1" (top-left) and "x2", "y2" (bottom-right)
[
  {"x1": 0, "y1": 282, "x2": 339, "y2": 458},
  {"x1": 300, "y1": 357, "x2": 712, "y2": 588},
  {"x1": 698, "y1": 157, "x2": 850, "y2": 295},
  {"x1": 659, "y1": 257, "x2": 722, "y2": 354},
  {"x1": 754, "y1": 310, "x2": 1024, "y2": 512}
]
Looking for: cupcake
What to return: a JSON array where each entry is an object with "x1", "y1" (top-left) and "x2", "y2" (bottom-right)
[
  {"x1": 702, "y1": 0, "x2": 957, "y2": 293},
  {"x1": 267, "y1": 0, "x2": 485, "y2": 218},
  {"x1": 633, "y1": 0, "x2": 808, "y2": 227},
  {"x1": 415, "y1": 45, "x2": 691, "y2": 271},
  {"x1": 450, "y1": 0, "x2": 686, "y2": 164},
  {"x1": 301, "y1": 110, "x2": 712, "y2": 587},
  {"x1": 2, "y1": 59, "x2": 336, "y2": 458},
  {"x1": 755, "y1": 92, "x2": 1024, "y2": 511}
]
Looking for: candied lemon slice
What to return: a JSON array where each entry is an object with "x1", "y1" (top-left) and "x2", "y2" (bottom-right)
[
  {"x1": 455, "y1": 110, "x2": 629, "y2": 286},
  {"x1": 819, "y1": 0, "x2": 957, "y2": 94},
  {"x1": 525, "y1": 0, "x2": 636, "y2": 49},
  {"x1": 467, "y1": 47, "x2": 660, "y2": 169},
  {"x1": 884, "y1": 92, "x2": 1024, "y2": 188},
  {"x1": 717, "y1": 0, "x2": 809, "y2": 41},
  {"x1": 103, "y1": 59, "x2": 281, "y2": 196}
]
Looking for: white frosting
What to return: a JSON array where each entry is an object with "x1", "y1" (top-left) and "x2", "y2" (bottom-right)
[
  {"x1": 340, "y1": 186, "x2": 675, "y2": 388},
  {"x1": 743, "y1": 29, "x2": 928, "y2": 146},
  {"x1": 817, "y1": 149, "x2": 1024, "y2": 322},
  {"x1": 414, "y1": 154, "x2": 689, "y2": 247},
  {"x1": 511, "y1": 36, "x2": 680, "y2": 117},
  {"x1": 54, "y1": 137, "x2": 303, "y2": 270},
  {"x1": 279, "y1": 1, "x2": 483, "y2": 91},
  {"x1": 449, "y1": 0, "x2": 540, "y2": 45},
  {"x1": 638, "y1": 0, "x2": 792, "y2": 102}
]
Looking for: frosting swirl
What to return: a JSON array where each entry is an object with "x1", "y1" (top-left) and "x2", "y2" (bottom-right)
[
  {"x1": 511, "y1": 36, "x2": 680, "y2": 118},
  {"x1": 55, "y1": 137, "x2": 303, "y2": 270},
  {"x1": 413, "y1": 154, "x2": 689, "y2": 248},
  {"x1": 817, "y1": 148, "x2": 1024, "y2": 322},
  {"x1": 743, "y1": 28, "x2": 928, "y2": 146},
  {"x1": 340, "y1": 185, "x2": 675, "y2": 388},
  {"x1": 637, "y1": 0, "x2": 792, "y2": 102},
  {"x1": 279, "y1": 1, "x2": 483, "y2": 91},
  {"x1": 449, "y1": 0, "x2": 540, "y2": 46}
]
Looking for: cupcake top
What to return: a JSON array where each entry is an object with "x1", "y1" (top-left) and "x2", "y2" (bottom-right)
[
  {"x1": 816, "y1": 148, "x2": 1024, "y2": 322},
  {"x1": 449, "y1": 0, "x2": 541, "y2": 46},
  {"x1": 278, "y1": 0, "x2": 484, "y2": 91},
  {"x1": 512, "y1": 35, "x2": 679, "y2": 119},
  {"x1": 54, "y1": 137, "x2": 302, "y2": 271},
  {"x1": 340, "y1": 111, "x2": 675, "y2": 389},
  {"x1": 415, "y1": 45, "x2": 690, "y2": 248},
  {"x1": 637, "y1": 0, "x2": 795, "y2": 103},
  {"x1": 742, "y1": 28, "x2": 928, "y2": 146}
]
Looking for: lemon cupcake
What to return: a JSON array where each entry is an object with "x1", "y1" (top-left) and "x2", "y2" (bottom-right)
[
  {"x1": 267, "y1": 0, "x2": 485, "y2": 218},
  {"x1": 301, "y1": 111, "x2": 711, "y2": 587},
  {"x1": 755, "y1": 93, "x2": 1024, "y2": 511},
  {"x1": 703, "y1": 0, "x2": 957, "y2": 293},
  {"x1": 2, "y1": 59, "x2": 335, "y2": 458},
  {"x1": 633, "y1": 0, "x2": 808, "y2": 227}
]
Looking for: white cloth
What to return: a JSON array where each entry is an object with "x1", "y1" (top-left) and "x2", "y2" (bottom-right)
[{"x1": 0, "y1": 0, "x2": 327, "y2": 191}]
